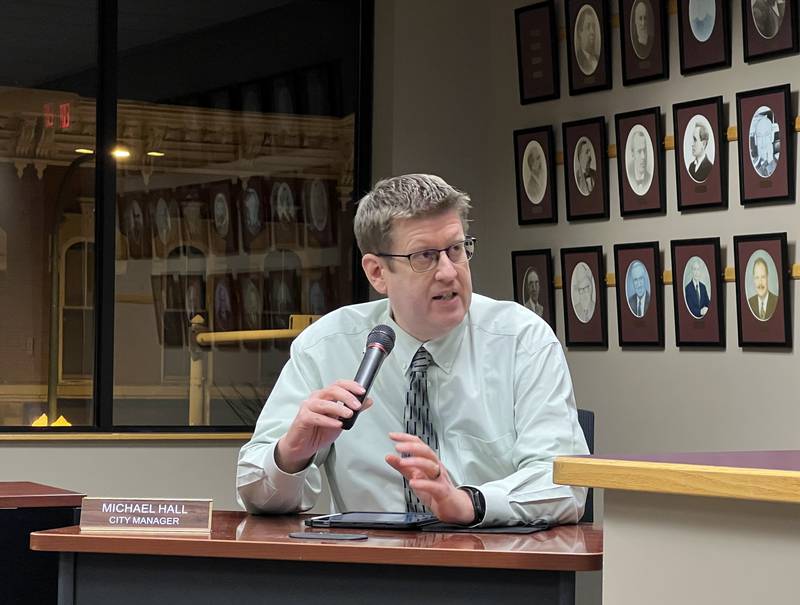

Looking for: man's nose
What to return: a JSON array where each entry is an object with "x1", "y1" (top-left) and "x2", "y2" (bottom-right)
[{"x1": 434, "y1": 250, "x2": 458, "y2": 280}]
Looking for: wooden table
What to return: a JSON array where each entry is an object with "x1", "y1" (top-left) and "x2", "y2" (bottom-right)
[
  {"x1": 31, "y1": 511, "x2": 602, "y2": 605},
  {"x1": 0, "y1": 482, "x2": 83, "y2": 605},
  {"x1": 555, "y1": 451, "x2": 800, "y2": 604}
]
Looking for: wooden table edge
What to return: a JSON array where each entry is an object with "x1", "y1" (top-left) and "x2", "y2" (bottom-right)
[
  {"x1": 554, "y1": 456, "x2": 800, "y2": 504},
  {"x1": 29, "y1": 530, "x2": 602, "y2": 572}
]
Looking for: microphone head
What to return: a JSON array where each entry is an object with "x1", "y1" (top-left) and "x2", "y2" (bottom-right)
[{"x1": 366, "y1": 324, "x2": 396, "y2": 354}]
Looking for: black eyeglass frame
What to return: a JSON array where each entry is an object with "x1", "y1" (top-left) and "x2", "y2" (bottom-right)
[{"x1": 376, "y1": 236, "x2": 477, "y2": 273}]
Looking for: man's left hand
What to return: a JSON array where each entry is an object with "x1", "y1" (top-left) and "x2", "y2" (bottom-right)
[{"x1": 385, "y1": 432, "x2": 475, "y2": 525}]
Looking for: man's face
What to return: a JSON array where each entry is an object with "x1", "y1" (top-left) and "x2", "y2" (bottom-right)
[
  {"x1": 528, "y1": 148, "x2": 542, "y2": 175},
  {"x1": 633, "y1": 135, "x2": 647, "y2": 178},
  {"x1": 579, "y1": 143, "x2": 591, "y2": 172},
  {"x1": 577, "y1": 276, "x2": 592, "y2": 309},
  {"x1": 363, "y1": 210, "x2": 472, "y2": 342},
  {"x1": 692, "y1": 261, "x2": 702, "y2": 282},
  {"x1": 632, "y1": 264, "x2": 646, "y2": 298},
  {"x1": 753, "y1": 262, "x2": 768, "y2": 298},
  {"x1": 579, "y1": 17, "x2": 596, "y2": 52},
  {"x1": 526, "y1": 270, "x2": 540, "y2": 301},
  {"x1": 215, "y1": 199, "x2": 227, "y2": 229},
  {"x1": 635, "y1": 2, "x2": 648, "y2": 42},
  {"x1": 691, "y1": 127, "x2": 707, "y2": 160}
]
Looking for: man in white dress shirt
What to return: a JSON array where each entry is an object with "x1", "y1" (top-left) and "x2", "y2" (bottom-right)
[{"x1": 237, "y1": 174, "x2": 588, "y2": 527}]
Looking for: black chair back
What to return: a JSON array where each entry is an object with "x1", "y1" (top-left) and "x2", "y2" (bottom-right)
[{"x1": 576, "y1": 408, "x2": 594, "y2": 523}]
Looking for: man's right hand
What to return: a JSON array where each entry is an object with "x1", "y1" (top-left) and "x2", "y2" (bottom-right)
[{"x1": 274, "y1": 380, "x2": 372, "y2": 474}]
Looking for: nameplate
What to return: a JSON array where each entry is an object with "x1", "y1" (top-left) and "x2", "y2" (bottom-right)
[{"x1": 80, "y1": 497, "x2": 212, "y2": 533}]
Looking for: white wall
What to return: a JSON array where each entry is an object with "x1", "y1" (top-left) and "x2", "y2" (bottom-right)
[{"x1": 374, "y1": 1, "x2": 800, "y2": 603}]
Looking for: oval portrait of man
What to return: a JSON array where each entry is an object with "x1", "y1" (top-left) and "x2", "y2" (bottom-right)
[
  {"x1": 625, "y1": 124, "x2": 654, "y2": 196},
  {"x1": 309, "y1": 279, "x2": 326, "y2": 315},
  {"x1": 630, "y1": 0, "x2": 654, "y2": 60},
  {"x1": 573, "y1": 136, "x2": 598, "y2": 196},
  {"x1": 214, "y1": 280, "x2": 234, "y2": 332},
  {"x1": 574, "y1": 4, "x2": 601, "y2": 76},
  {"x1": 213, "y1": 192, "x2": 230, "y2": 238},
  {"x1": 272, "y1": 182, "x2": 296, "y2": 224},
  {"x1": 689, "y1": 0, "x2": 716, "y2": 42},
  {"x1": 682, "y1": 114, "x2": 716, "y2": 184},
  {"x1": 745, "y1": 249, "x2": 779, "y2": 322},
  {"x1": 155, "y1": 197, "x2": 171, "y2": 245},
  {"x1": 521, "y1": 266, "x2": 544, "y2": 317},
  {"x1": 625, "y1": 259, "x2": 651, "y2": 318},
  {"x1": 752, "y1": 0, "x2": 785, "y2": 40},
  {"x1": 309, "y1": 179, "x2": 329, "y2": 232},
  {"x1": 748, "y1": 106, "x2": 780, "y2": 178},
  {"x1": 522, "y1": 140, "x2": 547, "y2": 205},
  {"x1": 242, "y1": 278, "x2": 261, "y2": 330},
  {"x1": 682, "y1": 256, "x2": 712, "y2": 320},
  {"x1": 243, "y1": 188, "x2": 262, "y2": 236},
  {"x1": 570, "y1": 262, "x2": 596, "y2": 324}
]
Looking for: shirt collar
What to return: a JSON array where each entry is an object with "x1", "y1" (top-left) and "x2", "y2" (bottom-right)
[{"x1": 382, "y1": 302, "x2": 468, "y2": 375}]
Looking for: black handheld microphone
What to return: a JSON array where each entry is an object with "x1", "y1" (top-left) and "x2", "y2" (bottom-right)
[{"x1": 341, "y1": 324, "x2": 396, "y2": 430}]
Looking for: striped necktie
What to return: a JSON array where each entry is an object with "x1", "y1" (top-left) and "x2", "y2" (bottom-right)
[{"x1": 404, "y1": 346, "x2": 438, "y2": 513}]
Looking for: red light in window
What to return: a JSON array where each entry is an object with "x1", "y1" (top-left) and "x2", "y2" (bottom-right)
[
  {"x1": 59, "y1": 103, "x2": 71, "y2": 129},
  {"x1": 43, "y1": 103, "x2": 55, "y2": 128}
]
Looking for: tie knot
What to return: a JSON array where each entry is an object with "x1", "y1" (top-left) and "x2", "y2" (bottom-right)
[{"x1": 411, "y1": 347, "x2": 431, "y2": 372}]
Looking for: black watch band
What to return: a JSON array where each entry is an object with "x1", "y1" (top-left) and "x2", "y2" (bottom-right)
[{"x1": 459, "y1": 486, "x2": 486, "y2": 525}]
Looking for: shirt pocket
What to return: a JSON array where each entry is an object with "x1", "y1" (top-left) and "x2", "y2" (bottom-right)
[{"x1": 453, "y1": 432, "x2": 515, "y2": 483}]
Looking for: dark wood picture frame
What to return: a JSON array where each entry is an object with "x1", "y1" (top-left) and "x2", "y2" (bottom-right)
[
  {"x1": 742, "y1": 0, "x2": 799, "y2": 63},
  {"x1": 618, "y1": 0, "x2": 669, "y2": 85},
  {"x1": 614, "y1": 107, "x2": 666, "y2": 217},
  {"x1": 515, "y1": 1, "x2": 560, "y2": 104},
  {"x1": 733, "y1": 232, "x2": 791, "y2": 348},
  {"x1": 676, "y1": 0, "x2": 732, "y2": 74},
  {"x1": 513, "y1": 125, "x2": 558, "y2": 224},
  {"x1": 735, "y1": 84, "x2": 794, "y2": 205},
  {"x1": 562, "y1": 116, "x2": 610, "y2": 221},
  {"x1": 613, "y1": 241, "x2": 664, "y2": 347},
  {"x1": 672, "y1": 95, "x2": 728, "y2": 212},
  {"x1": 670, "y1": 237, "x2": 725, "y2": 348},
  {"x1": 511, "y1": 248, "x2": 557, "y2": 332},
  {"x1": 565, "y1": 0, "x2": 613, "y2": 95},
  {"x1": 561, "y1": 246, "x2": 608, "y2": 347}
]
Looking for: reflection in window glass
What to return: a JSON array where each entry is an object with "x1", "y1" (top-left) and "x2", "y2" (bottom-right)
[
  {"x1": 113, "y1": 0, "x2": 360, "y2": 427},
  {"x1": 0, "y1": 1, "x2": 97, "y2": 427}
]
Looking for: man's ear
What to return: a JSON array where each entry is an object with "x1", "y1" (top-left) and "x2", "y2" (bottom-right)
[{"x1": 361, "y1": 254, "x2": 388, "y2": 295}]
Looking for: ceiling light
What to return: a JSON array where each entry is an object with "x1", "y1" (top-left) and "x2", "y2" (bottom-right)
[
  {"x1": 74, "y1": 148, "x2": 94, "y2": 154},
  {"x1": 112, "y1": 147, "x2": 131, "y2": 159},
  {"x1": 146, "y1": 151, "x2": 165, "y2": 157}
]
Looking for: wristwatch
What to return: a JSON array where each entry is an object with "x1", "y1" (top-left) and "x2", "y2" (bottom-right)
[{"x1": 459, "y1": 486, "x2": 486, "y2": 525}]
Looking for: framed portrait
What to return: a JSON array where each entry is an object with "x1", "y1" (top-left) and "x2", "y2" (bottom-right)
[
  {"x1": 560, "y1": 246, "x2": 608, "y2": 347},
  {"x1": 303, "y1": 267, "x2": 335, "y2": 316},
  {"x1": 614, "y1": 107, "x2": 666, "y2": 216},
  {"x1": 676, "y1": 0, "x2": 732, "y2": 74},
  {"x1": 179, "y1": 190, "x2": 209, "y2": 251},
  {"x1": 672, "y1": 96, "x2": 728, "y2": 211},
  {"x1": 511, "y1": 249, "x2": 556, "y2": 332},
  {"x1": 742, "y1": 0, "x2": 798, "y2": 62},
  {"x1": 208, "y1": 181, "x2": 239, "y2": 256},
  {"x1": 670, "y1": 238, "x2": 725, "y2": 347},
  {"x1": 618, "y1": 0, "x2": 669, "y2": 85},
  {"x1": 515, "y1": 1, "x2": 560, "y2": 104},
  {"x1": 210, "y1": 273, "x2": 240, "y2": 343},
  {"x1": 149, "y1": 192, "x2": 181, "y2": 259},
  {"x1": 164, "y1": 273, "x2": 186, "y2": 348},
  {"x1": 513, "y1": 125, "x2": 557, "y2": 224},
  {"x1": 565, "y1": 0, "x2": 612, "y2": 95},
  {"x1": 303, "y1": 178, "x2": 337, "y2": 248},
  {"x1": 733, "y1": 232, "x2": 791, "y2": 347},
  {"x1": 183, "y1": 274, "x2": 207, "y2": 325},
  {"x1": 239, "y1": 177, "x2": 270, "y2": 253},
  {"x1": 118, "y1": 193, "x2": 152, "y2": 260},
  {"x1": 613, "y1": 241, "x2": 664, "y2": 347},
  {"x1": 735, "y1": 84, "x2": 794, "y2": 205},
  {"x1": 562, "y1": 116, "x2": 609, "y2": 221},
  {"x1": 238, "y1": 272, "x2": 264, "y2": 350},
  {"x1": 270, "y1": 179, "x2": 301, "y2": 247}
]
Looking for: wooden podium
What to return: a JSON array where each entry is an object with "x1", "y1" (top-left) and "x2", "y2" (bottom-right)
[
  {"x1": 555, "y1": 451, "x2": 800, "y2": 604},
  {"x1": 31, "y1": 510, "x2": 602, "y2": 605},
  {"x1": 0, "y1": 482, "x2": 83, "y2": 605}
]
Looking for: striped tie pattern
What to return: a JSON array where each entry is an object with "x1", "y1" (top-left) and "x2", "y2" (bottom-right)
[{"x1": 404, "y1": 346, "x2": 438, "y2": 513}]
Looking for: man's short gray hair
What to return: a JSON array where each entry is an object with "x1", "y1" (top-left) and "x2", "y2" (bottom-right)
[{"x1": 354, "y1": 174, "x2": 471, "y2": 254}]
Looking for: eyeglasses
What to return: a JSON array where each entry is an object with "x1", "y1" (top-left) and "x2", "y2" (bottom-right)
[{"x1": 377, "y1": 237, "x2": 477, "y2": 273}]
